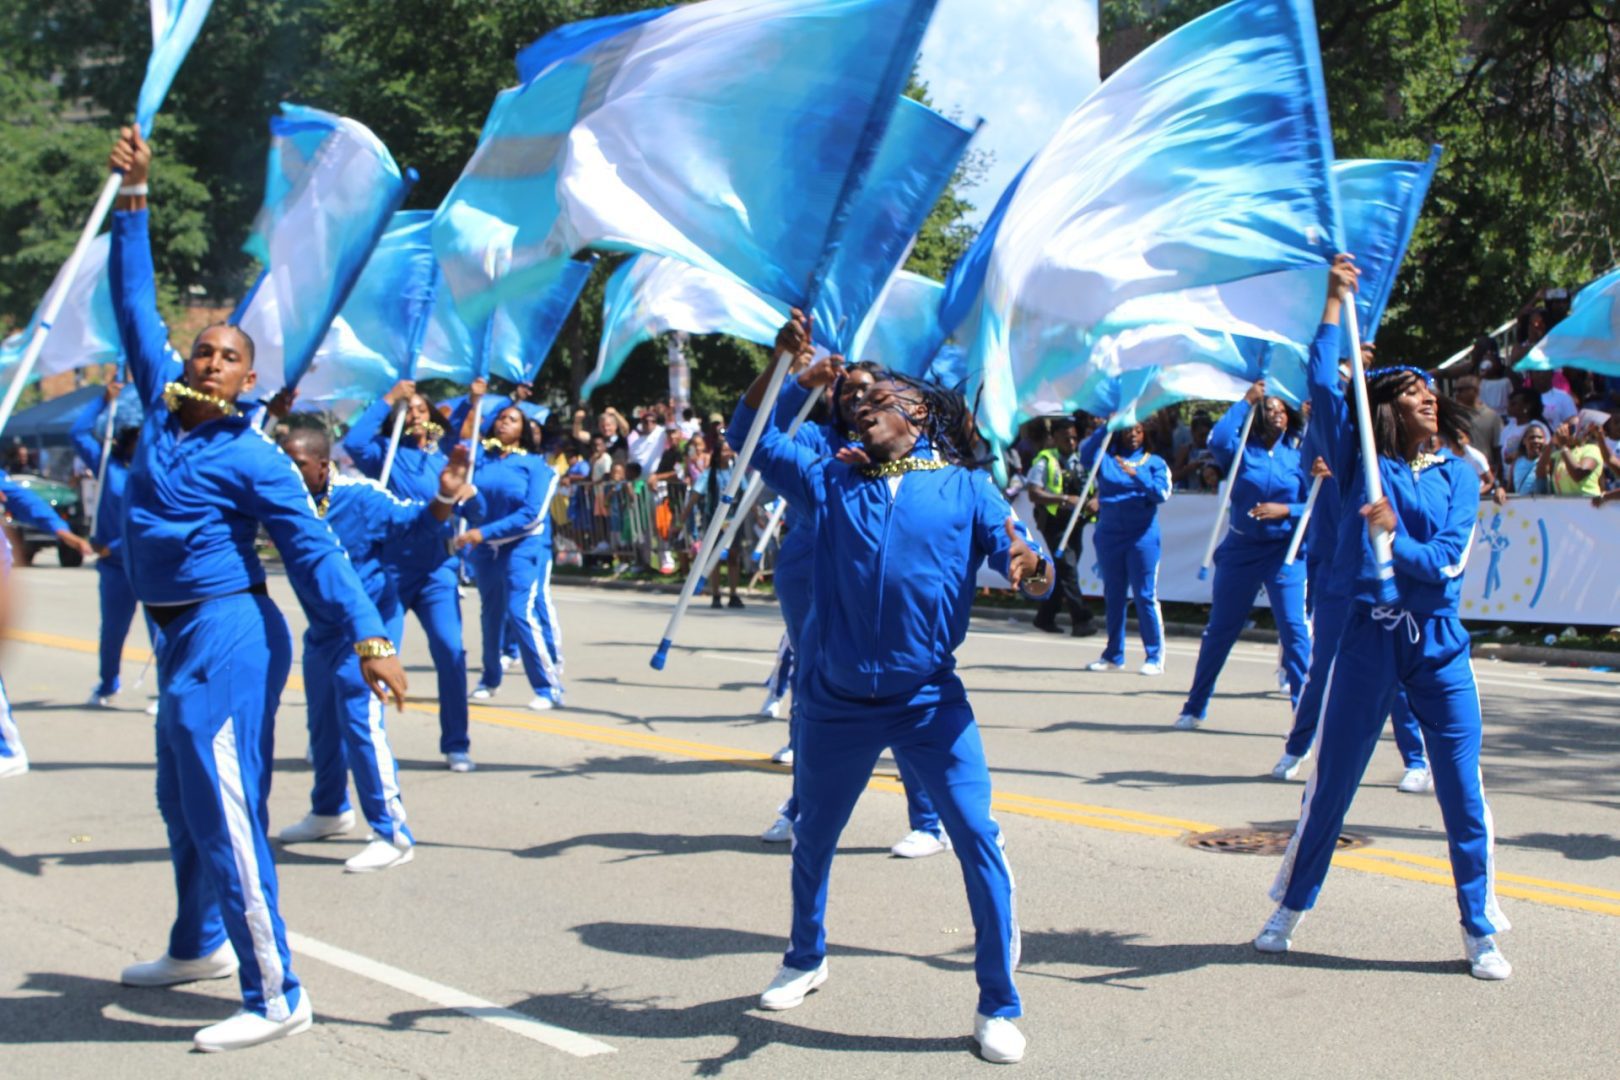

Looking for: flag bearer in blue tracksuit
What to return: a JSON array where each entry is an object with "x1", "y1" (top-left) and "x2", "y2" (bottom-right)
[
  {"x1": 1173, "y1": 382, "x2": 1311, "y2": 729},
  {"x1": 342, "y1": 381, "x2": 477, "y2": 771},
  {"x1": 739, "y1": 312, "x2": 1052, "y2": 1066},
  {"x1": 1077, "y1": 419, "x2": 1170, "y2": 676},
  {"x1": 71, "y1": 382, "x2": 149, "y2": 707},
  {"x1": 756, "y1": 353, "x2": 952, "y2": 861},
  {"x1": 276, "y1": 427, "x2": 471, "y2": 871},
  {"x1": 0, "y1": 476, "x2": 93, "y2": 778},
  {"x1": 106, "y1": 127, "x2": 410, "y2": 1052},
  {"x1": 1257, "y1": 255, "x2": 1510, "y2": 980},
  {"x1": 453, "y1": 389, "x2": 563, "y2": 711}
]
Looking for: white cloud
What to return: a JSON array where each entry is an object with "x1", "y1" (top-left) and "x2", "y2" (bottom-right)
[{"x1": 915, "y1": 0, "x2": 1100, "y2": 224}]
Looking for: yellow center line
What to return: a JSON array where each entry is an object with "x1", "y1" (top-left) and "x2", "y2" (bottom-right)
[{"x1": 8, "y1": 627, "x2": 1617, "y2": 919}]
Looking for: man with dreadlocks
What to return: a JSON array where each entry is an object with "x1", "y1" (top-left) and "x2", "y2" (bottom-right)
[
  {"x1": 734, "y1": 312, "x2": 1051, "y2": 1065},
  {"x1": 1258, "y1": 255, "x2": 1510, "y2": 980}
]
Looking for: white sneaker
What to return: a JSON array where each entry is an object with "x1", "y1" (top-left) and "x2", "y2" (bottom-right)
[
  {"x1": 277, "y1": 810, "x2": 355, "y2": 843},
  {"x1": 500, "y1": 655, "x2": 517, "y2": 672},
  {"x1": 1173, "y1": 713, "x2": 1202, "y2": 731},
  {"x1": 1254, "y1": 905, "x2": 1304, "y2": 953},
  {"x1": 759, "y1": 960, "x2": 827, "y2": 1010},
  {"x1": 1397, "y1": 765, "x2": 1433, "y2": 794},
  {"x1": 469, "y1": 685, "x2": 494, "y2": 701},
  {"x1": 771, "y1": 744, "x2": 794, "y2": 765},
  {"x1": 145, "y1": 700, "x2": 160, "y2": 716},
  {"x1": 527, "y1": 695, "x2": 556, "y2": 712},
  {"x1": 121, "y1": 942, "x2": 239, "y2": 987},
  {"x1": 1139, "y1": 660, "x2": 1164, "y2": 676},
  {"x1": 761, "y1": 815, "x2": 794, "y2": 843},
  {"x1": 759, "y1": 698, "x2": 782, "y2": 719},
  {"x1": 0, "y1": 753, "x2": 28, "y2": 779},
  {"x1": 1276, "y1": 668, "x2": 1289, "y2": 693},
  {"x1": 1271, "y1": 750, "x2": 1311, "y2": 781},
  {"x1": 1085, "y1": 659, "x2": 1122, "y2": 673},
  {"x1": 1463, "y1": 931, "x2": 1512, "y2": 980},
  {"x1": 345, "y1": 838, "x2": 414, "y2": 874},
  {"x1": 890, "y1": 829, "x2": 952, "y2": 859},
  {"x1": 87, "y1": 690, "x2": 117, "y2": 708},
  {"x1": 973, "y1": 1011, "x2": 1026, "y2": 1065},
  {"x1": 194, "y1": 990, "x2": 314, "y2": 1052},
  {"x1": 446, "y1": 752, "x2": 476, "y2": 773}
]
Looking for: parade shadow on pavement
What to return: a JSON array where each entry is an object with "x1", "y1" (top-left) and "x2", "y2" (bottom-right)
[
  {"x1": 0, "y1": 973, "x2": 238, "y2": 1047},
  {"x1": 1502, "y1": 830, "x2": 1620, "y2": 862},
  {"x1": 0, "y1": 842, "x2": 363, "y2": 876},
  {"x1": 516, "y1": 832, "x2": 887, "y2": 863}
]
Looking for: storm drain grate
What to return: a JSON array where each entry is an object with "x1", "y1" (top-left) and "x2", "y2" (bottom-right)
[{"x1": 1183, "y1": 827, "x2": 1369, "y2": 855}]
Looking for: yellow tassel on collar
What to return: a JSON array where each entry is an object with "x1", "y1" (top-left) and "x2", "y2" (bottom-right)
[
  {"x1": 859, "y1": 456, "x2": 946, "y2": 480},
  {"x1": 482, "y1": 438, "x2": 527, "y2": 456},
  {"x1": 162, "y1": 381, "x2": 239, "y2": 418}
]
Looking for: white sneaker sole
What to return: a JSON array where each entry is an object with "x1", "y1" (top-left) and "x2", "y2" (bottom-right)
[{"x1": 759, "y1": 966, "x2": 827, "y2": 1011}]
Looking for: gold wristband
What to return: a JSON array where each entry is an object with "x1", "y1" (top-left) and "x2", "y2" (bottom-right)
[{"x1": 354, "y1": 638, "x2": 398, "y2": 659}]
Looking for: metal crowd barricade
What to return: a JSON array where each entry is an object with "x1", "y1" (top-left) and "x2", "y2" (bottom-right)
[{"x1": 551, "y1": 475, "x2": 779, "y2": 581}]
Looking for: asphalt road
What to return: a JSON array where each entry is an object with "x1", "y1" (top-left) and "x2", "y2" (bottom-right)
[{"x1": 3, "y1": 566, "x2": 1618, "y2": 1078}]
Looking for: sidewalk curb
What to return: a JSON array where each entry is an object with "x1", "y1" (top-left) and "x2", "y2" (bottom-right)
[{"x1": 553, "y1": 574, "x2": 1618, "y2": 670}]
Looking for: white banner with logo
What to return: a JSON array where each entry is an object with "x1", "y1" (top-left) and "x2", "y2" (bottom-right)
[{"x1": 988, "y1": 492, "x2": 1620, "y2": 626}]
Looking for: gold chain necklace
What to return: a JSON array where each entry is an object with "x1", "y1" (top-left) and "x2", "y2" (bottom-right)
[
  {"x1": 408, "y1": 420, "x2": 445, "y2": 441},
  {"x1": 860, "y1": 456, "x2": 946, "y2": 480},
  {"x1": 482, "y1": 438, "x2": 527, "y2": 456},
  {"x1": 162, "y1": 381, "x2": 239, "y2": 418},
  {"x1": 1408, "y1": 451, "x2": 1443, "y2": 475},
  {"x1": 314, "y1": 492, "x2": 330, "y2": 518}
]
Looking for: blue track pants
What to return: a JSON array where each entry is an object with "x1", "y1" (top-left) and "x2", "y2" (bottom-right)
[
  {"x1": 1095, "y1": 525, "x2": 1163, "y2": 666},
  {"x1": 303, "y1": 634, "x2": 412, "y2": 845},
  {"x1": 1180, "y1": 534, "x2": 1310, "y2": 720},
  {"x1": 1271, "y1": 606, "x2": 1508, "y2": 937},
  {"x1": 387, "y1": 564, "x2": 470, "y2": 754},
  {"x1": 472, "y1": 537, "x2": 562, "y2": 700},
  {"x1": 1285, "y1": 588, "x2": 1426, "y2": 767},
  {"x1": 152, "y1": 592, "x2": 302, "y2": 1020},
  {"x1": 787, "y1": 701, "x2": 1018, "y2": 1017},
  {"x1": 95, "y1": 561, "x2": 142, "y2": 697}
]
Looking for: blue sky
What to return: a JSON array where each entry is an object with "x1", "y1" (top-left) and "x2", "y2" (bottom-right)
[{"x1": 915, "y1": 0, "x2": 1100, "y2": 223}]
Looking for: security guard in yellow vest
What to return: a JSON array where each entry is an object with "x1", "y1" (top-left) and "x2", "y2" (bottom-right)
[{"x1": 1024, "y1": 418, "x2": 1096, "y2": 636}]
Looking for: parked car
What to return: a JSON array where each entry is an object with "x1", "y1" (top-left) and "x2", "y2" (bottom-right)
[{"x1": 2, "y1": 473, "x2": 87, "y2": 567}]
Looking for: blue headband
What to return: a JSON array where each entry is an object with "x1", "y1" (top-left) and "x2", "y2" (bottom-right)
[{"x1": 1368, "y1": 364, "x2": 1434, "y2": 387}]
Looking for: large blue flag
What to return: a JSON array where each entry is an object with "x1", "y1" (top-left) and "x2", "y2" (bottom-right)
[
  {"x1": 1334, "y1": 147, "x2": 1442, "y2": 344},
  {"x1": 433, "y1": 0, "x2": 938, "y2": 326},
  {"x1": 1518, "y1": 267, "x2": 1620, "y2": 377},
  {"x1": 486, "y1": 256, "x2": 596, "y2": 385},
  {"x1": 961, "y1": 0, "x2": 1340, "y2": 441},
  {"x1": 233, "y1": 104, "x2": 412, "y2": 395},
  {"x1": 136, "y1": 0, "x2": 214, "y2": 133},
  {"x1": 850, "y1": 270, "x2": 947, "y2": 377}
]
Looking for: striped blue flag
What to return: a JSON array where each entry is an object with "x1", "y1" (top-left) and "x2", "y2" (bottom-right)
[
  {"x1": 1518, "y1": 267, "x2": 1620, "y2": 377},
  {"x1": 0, "y1": 235, "x2": 123, "y2": 393},
  {"x1": 137, "y1": 0, "x2": 213, "y2": 132},
  {"x1": 487, "y1": 256, "x2": 596, "y2": 385}
]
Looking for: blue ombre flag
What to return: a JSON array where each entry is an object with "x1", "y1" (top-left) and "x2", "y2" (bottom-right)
[
  {"x1": 136, "y1": 0, "x2": 214, "y2": 133},
  {"x1": 584, "y1": 254, "x2": 789, "y2": 400},
  {"x1": 233, "y1": 104, "x2": 412, "y2": 395},
  {"x1": 965, "y1": 0, "x2": 1340, "y2": 441},
  {"x1": 850, "y1": 271, "x2": 946, "y2": 377},
  {"x1": 433, "y1": 0, "x2": 938, "y2": 326},
  {"x1": 487, "y1": 256, "x2": 595, "y2": 385},
  {"x1": 0, "y1": 234, "x2": 123, "y2": 391},
  {"x1": 811, "y1": 96, "x2": 976, "y2": 353},
  {"x1": 1518, "y1": 267, "x2": 1620, "y2": 377},
  {"x1": 1334, "y1": 147, "x2": 1442, "y2": 344}
]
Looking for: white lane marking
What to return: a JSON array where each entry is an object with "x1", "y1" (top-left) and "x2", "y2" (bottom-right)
[
  {"x1": 287, "y1": 931, "x2": 615, "y2": 1058},
  {"x1": 695, "y1": 650, "x2": 776, "y2": 667}
]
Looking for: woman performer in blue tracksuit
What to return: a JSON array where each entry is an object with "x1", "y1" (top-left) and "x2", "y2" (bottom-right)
[
  {"x1": 0, "y1": 476, "x2": 92, "y2": 778},
  {"x1": 738, "y1": 313, "x2": 1051, "y2": 1065},
  {"x1": 454, "y1": 396, "x2": 563, "y2": 711},
  {"x1": 277, "y1": 427, "x2": 469, "y2": 872},
  {"x1": 107, "y1": 127, "x2": 409, "y2": 1052},
  {"x1": 1078, "y1": 420, "x2": 1170, "y2": 676},
  {"x1": 1258, "y1": 255, "x2": 1510, "y2": 980},
  {"x1": 757, "y1": 354, "x2": 951, "y2": 861},
  {"x1": 342, "y1": 381, "x2": 476, "y2": 770},
  {"x1": 71, "y1": 383, "x2": 148, "y2": 707},
  {"x1": 1174, "y1": 382, "x2": 1311, "y2": 729}
]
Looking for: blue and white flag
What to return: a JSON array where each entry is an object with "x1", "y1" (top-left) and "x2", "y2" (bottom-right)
[
  {"x1": 584, "y1": 254, "x2": 788, "y2": 400},
  {"x1": 849, "y1": 270, "x2": 946, "y2": 377},
  {"x1": 233, "y1": 104, "x2": 412, "y2": 395},
  {"x1": 433, "y1": 0, "x2": 938, "y2": 326},
  {"x1": 1334, "y1": 147, "x2": 1442, "y2": 344},
  {"x1": 487, "y1": 256, "x2": 595, "y2": 385},
  {"x1": 811, "y1": 96, "x2": 976, "y2": 354},
  {"x1": 137, "y1": 0, "x2": 213, "y2": 132},
  {"x1": 0, "y1": 234, "x2": 123, "y2": 392},
  {"x1": 1519, "y1": 267, "x2": 1620, "y2": 377},
  {"x1": 963, "y1": 0, "x2": 1340, "y2": 441}
]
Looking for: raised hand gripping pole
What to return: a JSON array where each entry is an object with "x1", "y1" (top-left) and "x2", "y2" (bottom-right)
[
  {"x1": 700, "y1": 385, "x2": 825, "y2": 584},
  {"x1": 378, "y1": 401, "x2": 409, "y2": 489},
  {"x1": 1283, "y1": 474, "x2": 1322, "y2": 566},
  {"x1": 651, "y1": 348, "x2": 796, "y2": 670},
  {"x1": 0, "y1": 173, "x2": 124, "y2": 437},
  {"x1": 1341, "y1": 294, "x2": 1399, "y2": 604},
  {"x1": 1197, "y1": 404, "x2": 1257, "y2": 581},
  {"x1": 1055, "y1": 428, "x2": 1113, "y2": 555}
]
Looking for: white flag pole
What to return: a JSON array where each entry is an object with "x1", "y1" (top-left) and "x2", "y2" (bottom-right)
[
  {"x1": 0, "y1": 173, "x2": 123, "y2": 437},
  {"x1": 1341, "y1": 294, "x2": 1399, "y2": 603},
  {"x1": 377, "y1": 401, "x2": 409, "y2": 489},
  {"x1": 1055, "y1": 427, "x2": 1113, "y2": 555},
  {"x1": 1197, "y1": 404, "x2": 1258, "y2": 581},
  {"x1": 651, "y1": 347, "x2": 794, "y2": 670},
  {"x1": 88, "y1": 377, "x2": 122, "y2": 538},
  {"x1": 1283, "y1": 474, "x2": 1322, "y2": 566}
]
